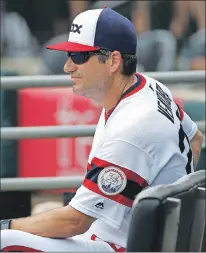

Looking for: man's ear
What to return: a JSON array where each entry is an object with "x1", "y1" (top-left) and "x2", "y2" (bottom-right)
[{"x1": 110, "y1": 51, "x2": 122, "y2": 73}]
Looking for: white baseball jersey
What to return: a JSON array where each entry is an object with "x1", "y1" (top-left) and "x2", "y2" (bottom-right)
[{"x1": 69, "y1": 73, "x2": 197, "y2": 250}]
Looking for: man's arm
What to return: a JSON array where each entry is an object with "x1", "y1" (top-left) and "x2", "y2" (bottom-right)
[
  {"x1": 9, "y1": 205, "x2": 95, "y2": 238},
  {"x1": 131, "y1": 1, "x2": 151, "y2": 33},
  {"x1": 190, "y1": 129, "x2": 204, "y2": 168},
  {"x1": 170, "y1": 1, "x2": 189, "y2": 38},
  {"x1": 178, "y1": 108, "x2": 204, "y2": 169},
  {"x1": 68, "y1": 1, "x2": 89, "y2": 24}
]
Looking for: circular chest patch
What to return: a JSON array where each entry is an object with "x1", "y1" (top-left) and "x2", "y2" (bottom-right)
[{"x1": 97, "y1": 167, "x2": 127, "y2": 196}]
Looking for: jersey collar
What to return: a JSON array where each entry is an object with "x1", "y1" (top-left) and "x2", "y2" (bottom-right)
[{"x1": 105, "y1": 73, "x2": 146, "y2": 122}]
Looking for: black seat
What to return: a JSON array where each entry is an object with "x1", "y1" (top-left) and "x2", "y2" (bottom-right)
[
  {"x1": 126, "y1": 195, "x2": 181, "y2": 252},
  {"x1": 188, "y1": 187, "x2": 206, "y2": 251},
  {"x1": 126, "y1": 170, "x2": 206, "y2": 252},
  {"x1": 174, "y1": 171, "x2": 206, "y2": 252},
  {"x1": 201, "y1": 216, "x2": 206, "y2": 252}
]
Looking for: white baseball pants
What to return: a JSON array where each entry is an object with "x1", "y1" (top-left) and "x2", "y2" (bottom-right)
[{"x1": 1, "y1": 229, "x2": 125, "y2": 252}]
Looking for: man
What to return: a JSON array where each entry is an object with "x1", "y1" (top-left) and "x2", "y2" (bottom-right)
[{"x1": 1, "y1": 7, "x2": 203, "y2": 252}]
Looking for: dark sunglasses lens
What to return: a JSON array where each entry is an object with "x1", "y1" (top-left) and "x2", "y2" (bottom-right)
[{"x1": 70, "y1": 53, "x2": 87, "y2": 64}]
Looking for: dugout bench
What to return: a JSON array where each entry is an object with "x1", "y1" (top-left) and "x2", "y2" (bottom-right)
[{"x1": 126, "y1": 170, "x2": 206, "y2": 252}]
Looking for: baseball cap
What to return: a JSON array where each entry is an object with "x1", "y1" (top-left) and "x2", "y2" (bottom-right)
[{"x1": 46, "y1": 8, "x2": 137, "y2": 54}]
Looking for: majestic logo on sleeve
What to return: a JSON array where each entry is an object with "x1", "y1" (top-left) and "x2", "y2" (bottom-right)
[{"x1": 97, "y1": 167, "x2": 127, "y2": 196}]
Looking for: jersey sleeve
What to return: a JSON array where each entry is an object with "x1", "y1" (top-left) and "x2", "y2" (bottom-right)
[
  {"x1": 69, "y1": 140, "x2": 152, "y2": 229},
  {"x1": 163, "y1": 84, "x2": 198, "y2": 141},
  {"x1": 178, "y1": 107, "x2": 198, "y2": 141}
]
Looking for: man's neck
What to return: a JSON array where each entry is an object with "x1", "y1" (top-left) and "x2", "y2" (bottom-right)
[{"x1": 103, "y1": 74, "x2": 137, "y2": 112}]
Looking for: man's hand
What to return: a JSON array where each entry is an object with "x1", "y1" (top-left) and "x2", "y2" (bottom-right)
[{"x1": 9, "y1": 205, "x2": 95, "y2": 238}]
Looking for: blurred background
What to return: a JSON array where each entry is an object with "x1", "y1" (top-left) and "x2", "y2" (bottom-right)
[
  {"x1": 1, "y1": 0, "x2": 206, "y2": 74},
  {"x1": 1, "y1": 0, "x2": 205, "y2": 217}
]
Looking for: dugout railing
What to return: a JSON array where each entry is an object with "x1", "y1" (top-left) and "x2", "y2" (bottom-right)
[{"x1": 0, "y1": 70, "x2": 205, "y2": 191}]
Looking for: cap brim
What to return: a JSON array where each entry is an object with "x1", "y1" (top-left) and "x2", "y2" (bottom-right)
[{"x1": 46, "y1": 41, "x2": 100, "y2": 52}]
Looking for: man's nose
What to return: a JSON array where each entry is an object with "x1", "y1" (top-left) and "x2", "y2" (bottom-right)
[{"x1": 64, "y1": 57, "x2": 77, "y2": 74}]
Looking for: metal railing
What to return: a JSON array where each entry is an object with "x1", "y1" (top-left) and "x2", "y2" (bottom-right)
[
  {"x1": 0, "y1": 71, "x2": 205, "y2": 191},
  {"x1": 1, "y1": 121, "x2": 205, "y2": 139},
  {"x1": 1, "y1": 125, "x2": 96, "y2": 139},
  {"x1": 1, "y1": 71, "x2": 205, "y2": 90},
  {"x1": 1, "y1": 176, "x2": 84, "y2": 192}
]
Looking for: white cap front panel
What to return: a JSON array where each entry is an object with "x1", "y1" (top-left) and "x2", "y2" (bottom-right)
[{"x1": 68, "y1": 9, "x2": 103, "y2": 46}]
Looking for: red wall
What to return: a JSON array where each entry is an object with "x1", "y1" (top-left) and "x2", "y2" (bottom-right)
[{"x1": 18, "y1": 88, "x2": 101, "y2": 177}]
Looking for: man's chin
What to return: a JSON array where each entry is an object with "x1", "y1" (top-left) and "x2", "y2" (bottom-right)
[
  {"x1": 72, "y1": 86, "x2": 87, "y2": 97},
  {"x1": 72, "y1": 85, "x2": 100, "y2": 100},
  {"x1": 72, "y1": 86, "x2": 81, "y2": 96}
]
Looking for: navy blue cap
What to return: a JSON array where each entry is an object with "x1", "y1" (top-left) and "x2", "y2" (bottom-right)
[{"x1": 46, "y1": 8, "x2": 137, "y2": 54}]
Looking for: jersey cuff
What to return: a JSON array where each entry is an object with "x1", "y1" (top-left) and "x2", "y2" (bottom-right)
[{"x1": 188, "y1": 122, "x2": 198, "y2": 141}]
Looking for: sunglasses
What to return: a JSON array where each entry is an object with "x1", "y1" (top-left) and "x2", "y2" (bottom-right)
[{"x1": 66, "y1": 51, "x2": 105, "y2": 65}]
